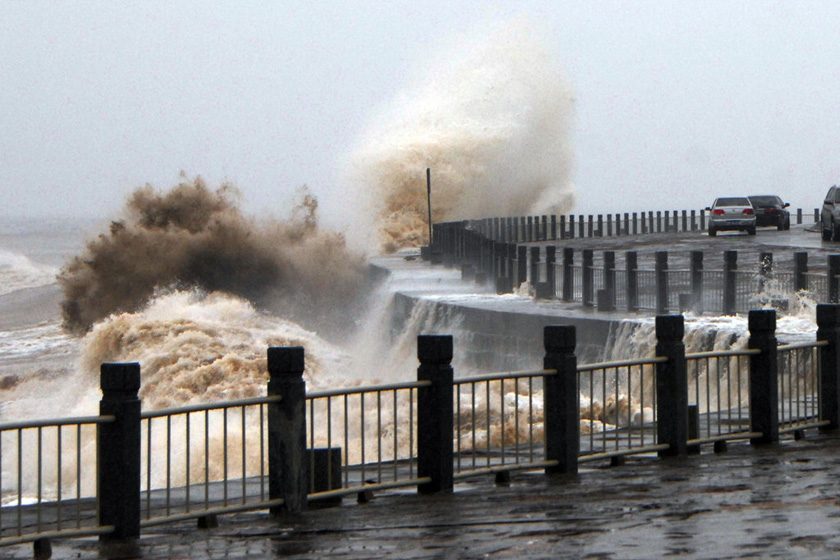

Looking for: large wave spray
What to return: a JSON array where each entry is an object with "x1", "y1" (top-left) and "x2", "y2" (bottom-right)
[
  {"x1": 58, "y1": 177, "x2": 368, "y2": 338},
  {"x1": 347, "y1": 19, "x2": 576, "y2": 253}
]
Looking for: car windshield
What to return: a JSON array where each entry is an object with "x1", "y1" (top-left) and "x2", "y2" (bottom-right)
[
  {"x1": 748, "y1": 196, "x2": 780, "y2": 206},
  {"x1": 716, "y1": 197, "x2": 750, "y2": 206}
]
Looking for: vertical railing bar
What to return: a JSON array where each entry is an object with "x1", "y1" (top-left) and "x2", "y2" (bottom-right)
[
  {"x1": 223, "y1": 407, "x2": 229, "y2": 506},
  {"x1": 613, "y1": 367, "x2": 619, "y2": 451},
  {"x1": 471, "y1": 382, "x2": 476, "y2": 470},
  {"x1": 76, "y1": 424, "x2": 81, "y2": 529},
  {"x1": 715, "y1": 355, "x2": 721, "y2": 438},
  {"x1": 36, "y1": 427, "x2": 42, "y2": 532},
  {"x1": 588, "y1": 372, "x2": 594, "y2": 452},
  {"x1": 528, "y1": 376, "x2": 534, "y2": 463},
  {"x1": 377, "y1": 390, "x2": 382, "y2": 484},
  {"x1": 328, "y1": 397, "x2": 334, "y2": 490},
  {"x1": 360, "y1": 393, "x2": 366, "y2": 485},
  {"x1": 392, "y1": 390, "x2": 398, "y2": 482},
  {"x1": 725, "y1": 356, "x2": 731, "y2": 437},
  {"x1": 144, "y1": 419, "x2": 151, "y2": 519},
  {"x1": 185, "y1": 413, "x2": 191, "y2": 513},
  {"x1": 739, "y1": 356, "x2": 746, "y2": 430},
  {"x1": 57, "y1": 426, "x2": 62, "y2": 531},
  {"x1": 639, "y1": 364, "x2": 646, "y2": 445},
  {"x1": 409, "y1": 389, "x2": 415, "y2": 479},
  {"x1": 17, "y1": 428, "x2": 22, "y2": 536},
  {"x1": 456, "y1": 384, "x2": 462, "y2": 473},
  {"x1": 626, "y1": 365, "x2": 632, "y2": 449},
  {"x1": 166, "y1": 415, "x2": 172, "y2": 517},
  {"x1": 500, "y1": 379, "x2": 506, "y2": 464},
  {"x1": 260, "y1": 403, "x2": 266, "y2": 502},
  {"x1": 0, "y1": 430, "x2": 4, "y2": 534},
  {"x1": 485, "y1": 380, "x2": 491, "y2": 468},
  {"x1": 204, "y1": 410, "x2": 209, "y2": 510},
  {"x1": 343, "y1": 394, "x2": 350, "y2": 487},
  {"x1": 241, "y1": 405, "x2": 247, "y2": 505}
]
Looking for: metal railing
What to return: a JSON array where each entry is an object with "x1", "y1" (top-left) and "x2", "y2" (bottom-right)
[
  {"x1": 453, "y1": 369, "x2": 555, "y2": 479},
  {"x1": 138, "y1": 395, "x2": 282, "y2": 527},
  {"x1": 305, "y1": 381, "x2": 430, "y2": 501},
  {"x1": 577, "y1": 357, "x2": 668, "y2": 462},
  {"x1": 777, "y1": 341, "x2": 828, "y2": 433},
  {"x1": 0, "y1": 416, "x2": 114, "y2": 546}
]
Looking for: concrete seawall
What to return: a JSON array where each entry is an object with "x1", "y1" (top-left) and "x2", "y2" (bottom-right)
[{"x1": 373, "y1": 257, "x2": 625, "y2": 371}]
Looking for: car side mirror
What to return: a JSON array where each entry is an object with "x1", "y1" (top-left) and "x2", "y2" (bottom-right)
[
  {"x1": 704, "y1": 207, "x2": 711, "y2": 211},
  {"x1": 783, "y1": 202, "x2": 790, "y2": 207},
  {"x1": 826, "y1": 199, "x2": 833, "y2": 205}
]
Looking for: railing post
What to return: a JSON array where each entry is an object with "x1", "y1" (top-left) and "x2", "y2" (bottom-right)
[
  {"x1": 794, "y1": 252, "x2": 808, "y2": 293},
  {"x1": 559, "y1": 215, "x2": 566, "y2": 240},
  {"x1": 582, "y1": 249, "x2": 594, "y2": 306},
  {"x1": 268, "y1": 347, "x2": 307, "y2": 514},
  {"x1": 758, "y1": 252, "x2": 773, "y2": 293},
  {"x1": 829, "y1": 255, "x2": 840, "y2": 303},
  {"x1": 517, "y1": 245, "x2": 527, "y2": 287},
  {"x1": 700, "y1": 208, "x2": 706, "y2": 231},
  {"x1": 655, "y1": 315, "x2": 687, "y2": 457},
  {"x1": 817, "y1": 304, "x2": 840, "y2": 430},
  {"x1": 632, "y1": 212, "x2": 638, "y2": 235},
  {"x1": 543, "y1": 326, "x2": 579, "y2": 475},
  {"x1": 690, "y1": 250, "x2": 704, "y2": 314},
  {"x1": 530, "y1": 246, "x2": 541, "y2": 286},
  {"x1": 626, "y1": 251, "x2": 638, "y2": 311},
  {"x1": 550, "y1": 215, "x2": 557, "y2": 240},
  {"x1": 542, "y1": 246, "x2": 557, "y2": 298},
  {"x1": 655, "y1": 251, "x2": 668, "y2": 315},
  {"x1": 98, "y1": 363, "x2": 141, "y2": 541},
  {"x1": 723, "y1": 250, "x2": 737, "y2": 315},
  {"x1": 601, "y1": 250, "x2": 616, "y2": 311},
  {"x1": 562, "y1": 248, "x2": 574, "y2": 303},
  {"x1": 417, "y1": 335, "x2": 454, "y2": 494},
  {"x1": 748, "y1": 310, "x2": 779, "y2": 445}
]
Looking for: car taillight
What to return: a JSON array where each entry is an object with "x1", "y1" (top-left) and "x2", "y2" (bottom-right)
[
  {"x1": 713, "y1": 209, "x2": 725, "y2": 215},
  {"x1": 766, "y1": 208, "x2": 778, "y2": 213},
  {"x1": 743, "y1": 209, "x2": 754, "y2": 215}
]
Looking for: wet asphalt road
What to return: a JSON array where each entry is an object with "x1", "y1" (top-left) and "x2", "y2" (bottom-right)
[{"x1": 17, "y1": 430, "x2": 840, "y2": 560}]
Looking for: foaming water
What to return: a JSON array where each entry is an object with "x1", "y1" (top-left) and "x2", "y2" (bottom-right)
[{"x1": 345, "y1": 19, "x2": 575, "y2": 253}]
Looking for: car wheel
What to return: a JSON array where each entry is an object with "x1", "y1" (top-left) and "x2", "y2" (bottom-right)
[
  {"x1": 748, "y1": 226, "x2": 756, "y2": 235},
  {"x1": 777, "y1": 221, "x2": 784, "y2": 231},
  {"x1": 823, "y1": 222, "x2": 833, "y2": 241},
  {"x1": 785, "y1": 219, "x2": 790, "y2": 230},
  {"x1": 709, "y1": 227, "x2": 716, "y2": 237},
  {"x1": 834, "y1": 222, "x2": 840, "y2": 242}
]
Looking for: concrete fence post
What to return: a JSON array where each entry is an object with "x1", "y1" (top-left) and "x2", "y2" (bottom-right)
[
  {"x1": 682, "y1": 210, "x2": 688, "y2": 232},
  {"x1": 748, "y1": 310, "x2": 779, "y2": 445},
  {"x1": 656, "y1": 211, "x2": 662, "y2": 233},
  {"x1": 626, "y1": 251, "x2": 638, "y2": 311},
  {"x1": 601, "y1": 250, "x2": 616, "y2": 311},
  {"x1": 690, "y1": 209, "x2": 696, "y2": 230},
  {"x1": 550, "y1": 215, "x2": 557, "y2": 241},
  {"x1": 417, "y1": 335, "x2": 454, "y2": 494},
  {"x1": 543, "y1": 326, "x2": 579, "y2": 475},
  {"x1": 794, "y1": 252, "x2": 808, "y2": 292},
  {"x1": 559, "y1": 215, "x2": 566, "y2": 240},
  {"x1": 700, "y1": 209, "x2": 706, "y2": 231},
  {"x1": 655, "y1": 315, "x2": 688, "y2": 457},
  {"x1": 517, "y1": 246, "x2": 527, "y2": 287},
  {"x1": 562, "y1": 248, "x2": 574, "y2": 303},
  {"x1": 579, "y1": 215, "x2": 585, "y2": 238},
  {"x1": 268, "y1": 347, "x2": 307, "y2": 514},
  {"x1": 758, "y1": 252, "x2": 773, "y2": 293},
  {"x1": 632, "y1": 212, "x2": 638, "y2": 235},
  {"x1": 723, "y1": 250, "x2": 737, "y2": 315},
  {"x1": 540, "y1": 245, "x2": 556, "y2": 299},
  {"x1": 829, "y1": 255, "x2": 840, "y2": 304},
  {"x1": 530, "y1": 246, "x2": 541, "y2": 286},
  {"x1": 817, "y1": 304, "x2": 840, "y2": 430},
  {"x1": 582, "y1": 249, "x2": 594, "y2": 307},
  {"x1": 588, "y1": 215, "x2": 594, "y2": 237},
  {"x1": 690, "y1": 250, "x2": 704, "y2": 314},
  {"x1": 541, "y1": 215, "x2": 548, "y2": 241},
  {"x1": 655, "y1": 251, "x2": 669, "y2": 315},
  {"x1": 527, "y1": 216, "x2": 533, "y2": 242},
  {"x1": 98, "y1": 363, "x2": 141, "y2": 541}
]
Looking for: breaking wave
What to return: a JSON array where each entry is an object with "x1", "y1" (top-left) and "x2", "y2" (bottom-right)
[
  {"x1": 346, "y1": 18, "x2": 576, "y2": 253},
  {"x1": 57, "y1": 177, "x2": 369, "y2": 339}
]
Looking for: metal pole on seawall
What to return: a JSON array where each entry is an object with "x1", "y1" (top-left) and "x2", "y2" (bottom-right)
[{"x1": 426, "y1": 168, "x2": 432, "y2": 246}]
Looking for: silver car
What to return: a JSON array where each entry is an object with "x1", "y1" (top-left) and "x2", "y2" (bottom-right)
[{"x1": 705, "y1": 197, "x2": 756, "y2": 236}]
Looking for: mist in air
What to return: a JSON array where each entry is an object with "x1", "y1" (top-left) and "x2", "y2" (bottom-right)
[{"x1": 345, "y1": 19, "x2": 576, "y2": 253}]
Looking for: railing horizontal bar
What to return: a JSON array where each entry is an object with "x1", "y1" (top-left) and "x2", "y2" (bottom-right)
[
  {"x1": 308, "y1": 477, "x2": 432, "y2": 501},
  {"x1": 140, "y1": 499, "x2": 284, "y2": 528},
  {"x1": 689, "y1": 431, "x2": 761, "y2": 445},
  {"x1": 579, "y1": 444, "x2": 670, "y2": 462},
  {"x1": 777, "y1": 340, "x2": 828, "y2": 351},
  {"x1": 0, "y1": 415, "x2": 113, "y2": 432},
  {"x1": 779, "y1": 420, "x2": 831, "y2": 434},
  {"x1": 577, "y1": 357, "x2": 667, "y2": 373},
  {"x1": 456, "y1": 369, "x2": 555, "y2": 385},
  {"x1": 686, "y1": 348, "x2": 761, "y2": 360},
  {"x1": 141, "y1": 396, "x2": 281, "y2": 419},
  {"x1": 453, "y1": 460, "x2": 560, "y2": 481},
  {"x1": 0, "y1": 526, "x2": 114, "y2": 547},
  {"x1": 307, "y1": 381, "x2": 430, "y2": 400}
]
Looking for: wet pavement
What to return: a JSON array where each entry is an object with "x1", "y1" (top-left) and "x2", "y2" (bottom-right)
[{"x1": 6, "y1": 430, "x2": 840, "y2": 559}]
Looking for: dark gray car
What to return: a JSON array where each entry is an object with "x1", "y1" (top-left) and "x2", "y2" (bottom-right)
[
  {"x1": 821, "y1": 185, "x2": 840, "y2": 240},
  {"x1": 748, "y1": 195, "x2": 790, "y2": 230}
]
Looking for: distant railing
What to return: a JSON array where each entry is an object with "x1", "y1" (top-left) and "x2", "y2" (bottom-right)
[
  {"x1": 5, "y1": 306, "x2": 840, "y2": 555},
  {"x1": 433, "y1": 219, "x2": 840, "y2": 315}
]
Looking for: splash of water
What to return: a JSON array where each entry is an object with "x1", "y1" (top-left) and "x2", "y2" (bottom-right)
[
  {"x1": 346, "y1": 19, "x2": 576, "y2": 253},
  {"x1": 57, "y1": 176, "x2": 368, "y2": 339}
]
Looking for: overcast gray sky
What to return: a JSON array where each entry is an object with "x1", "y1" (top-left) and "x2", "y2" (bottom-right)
[{"x1": 3, "y1": 1, "x2": 840, "y2": 229}]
